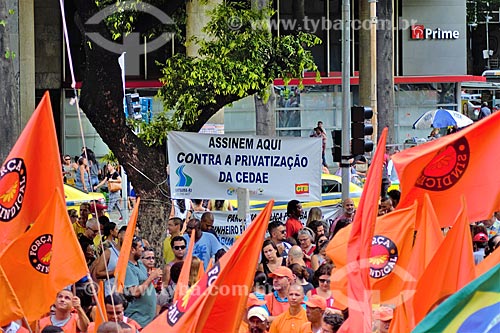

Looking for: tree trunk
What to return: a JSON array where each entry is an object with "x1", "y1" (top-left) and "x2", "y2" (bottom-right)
[
  {"x1": 0, "y1": 1, "x2": 20, "y2": 162},
  {"x1": 358, "y1": 0, "x2": 371, "y2": 107},
  {"x1": 73, "y1": 0, "x2": 170, "y2": 258},
  {"x1": 186, "y1": 0, "x2": 221, "y2": 57},
  {"x1": 376, "y1": 0, "x2": 395, "y2": 144},
  {"x1": 252, "y1": 0, "x2": 276, "y2": 136}
]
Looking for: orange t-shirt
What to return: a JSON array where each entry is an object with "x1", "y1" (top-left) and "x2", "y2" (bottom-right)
[
  {"x1": 299, "y1": 322, "x2": 313, "y2": 333},
  {"x1": 269, "y1": 308, "x2": 308, "y2": 333},
  {"x1": 265, "y1": 292, "x2": 289, "y2": 317},
  {"x1": 39, "y1": 313, "x2": 80, "y2": 333}
]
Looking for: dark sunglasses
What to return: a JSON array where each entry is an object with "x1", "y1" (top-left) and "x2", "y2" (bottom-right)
[
  {"x1": 319, "y1": 278, "x2": 330, "y2": 284},
  {"x1": 173, "y1": 245, "x2": 186, "y2": 250}
]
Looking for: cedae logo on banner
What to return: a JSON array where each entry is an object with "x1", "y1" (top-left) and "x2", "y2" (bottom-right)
[
  {"x1": 411, "y1": 24, "x2": 459, "y2": 40},
  {"x1": 174, "y1": 165, "x2": 193, "y2": 195}
]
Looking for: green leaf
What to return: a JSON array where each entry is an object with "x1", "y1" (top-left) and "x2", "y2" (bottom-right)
[
  {"x1": 8, "y1": 9, "x2": 15, "y2": 15},
  {"x1": 0, "y1": 20, "x2": 6, "y2": 27}
]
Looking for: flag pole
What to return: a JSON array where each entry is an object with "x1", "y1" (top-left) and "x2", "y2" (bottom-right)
[
  {"x1": 87, "y1": 273, "x2": 106, "y2": 323},
  {"x1": 22, "y1": 317, "x2": 33, "y2": 333}
]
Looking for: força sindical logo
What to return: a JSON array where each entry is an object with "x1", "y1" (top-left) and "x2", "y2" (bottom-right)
[
  {"x1": 370, "y1": 235, "x2": 399, "y2": 279},
  {"x1": 0, "y1": 158, "x2": 27, "y2": 222},
  {"x1": 29, "y1": 234, "x2": 53, "y2": 274}
]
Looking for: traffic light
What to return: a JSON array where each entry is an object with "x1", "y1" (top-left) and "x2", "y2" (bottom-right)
[
  {"x1": 331, "y1": 129, "x2": 342, "y2": 163},
  {"x1": 351, "y1": 106, "x2": 374, "y2": 155}
]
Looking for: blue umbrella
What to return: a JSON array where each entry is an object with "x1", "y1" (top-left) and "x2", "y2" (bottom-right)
[{"x1": 413, "y1": 109, "x2": 473, "y2": 129}]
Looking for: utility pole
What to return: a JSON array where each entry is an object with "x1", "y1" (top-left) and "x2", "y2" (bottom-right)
[
  {"x1": 341, "y1": 0, "x2": 351, "y2": 202},
  {"x1": 370, "y1": 0, "x2": 378, "y2": 144}
]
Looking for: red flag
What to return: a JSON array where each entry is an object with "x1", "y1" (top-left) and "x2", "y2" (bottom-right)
[
  {"x1": 389, "y1": 194, "x2": 444, "y2": 333},
  {"x1": 114, "y1": 197, "x2": 140, "y2": 293},
  {"x1": 173, "y1": 229, "x2": 196, "y2": 302},
  {"x1": 142, "y1": 200, "x2": 274, "y2": 333},
  {"x1": 327, "y1": 202, "x2": 416, "y2": 306},
  {"x1": 0, "y1": 264, "x2": 24, "y2": 326},
  {"x1": 412, "y1": 196, "x2": 476, "y2": 325},
  {"x1": 0, "y1": 92, "x2": 64, "y2": 250},
  {"x1": 0, "y1": 189, "x2": 88, "y2": 321},
  {"x1": 392, "y1": 111, "x2": 500, "y2": 228},
  {"x1": 338, "y1": 128, "x2": 388, "y2": 333}
]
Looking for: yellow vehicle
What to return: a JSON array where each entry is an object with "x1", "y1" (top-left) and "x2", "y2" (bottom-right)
[
  {"x1": 64, "y1": 184, "x2": 106, "y2": 211},
  {"x1": 231, "y1": 174, "x2": 363, "y2": 211}
]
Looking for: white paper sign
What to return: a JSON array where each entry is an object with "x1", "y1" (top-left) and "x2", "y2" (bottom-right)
[
  {"x1": 193, "y1": 204, "x2": 343, "y2": 249},
  {"x1": 168, "y1": 132, "x2": 322, "y2": 201}
]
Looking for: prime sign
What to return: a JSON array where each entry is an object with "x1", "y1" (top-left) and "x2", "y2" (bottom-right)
[{"x1": 411, "y1": 25, "x2": 460, "y2": 40}]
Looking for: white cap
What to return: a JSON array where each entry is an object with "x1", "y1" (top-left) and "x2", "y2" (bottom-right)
[{"x1": 247, "y1": 307, "x2": 269, "y2": 322}]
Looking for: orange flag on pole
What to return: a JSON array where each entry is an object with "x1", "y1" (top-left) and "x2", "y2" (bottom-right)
[
  {"x1": 114, "y1": 197, "x2": 140, "y2": 293},
  {"x1": 0, "y1": 264, "x2": 24, "y2": 326},
  {"x1": 173, "y1": 229, "x2": 196, "y2": 302},
  {"x1": 389, "y1": 194, "x2": 444, "y2": 333},
  {"x1": 327, "y1": 201, "x2": 416, "y2": 306},
  {"x1": 142, "y1": 200, "x2": 274, "y2": 333},
  {"x1": 0, "y1": 189, "x2": 88, "y2": 322},
  {"x1": 412, "y1": 196, "x2": 476, "y2": 326},
  {"x1": 337, "y1": 128, "x2": 388, "y2": 333},
  {"x1": 93, "y1": 281, "x2": 108, "y2": 332},
  {"x1": 392, "y1": 111, "x2": 500, "y2": 228},
  {"x1": 0, "y1": 92, "x2": 64, "y2": 250}
]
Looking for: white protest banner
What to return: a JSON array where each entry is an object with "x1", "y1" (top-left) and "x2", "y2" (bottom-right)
[
  {"x1": 193, "y1": 204, "x2": 343, "y2": 250},
  {"x1": 168, "y1": 132, "x2": 322, "y2": 201}
]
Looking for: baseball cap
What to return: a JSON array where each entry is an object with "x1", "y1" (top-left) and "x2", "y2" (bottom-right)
[
  {"x1": 247, "y1": 307, "x2": 269, "y2": 322},
  {"x1": 373, "y1": 306, "x2": 393, "y2": 321},
  {"x1": 247, "y1": 294, "x2": 266, "y2": 308},
  {"x1": 90, "y1": 202, "x2": 107, "y2": 211},
  {"x1": 268, "y1": 266, "x2": 294, "y2": 280},
  {"x1": 302, "y1": 295, "x2": 327, "y2": 310},
  {"x1": 473, "y1": 232, "x2": 488, "y2": 242}
]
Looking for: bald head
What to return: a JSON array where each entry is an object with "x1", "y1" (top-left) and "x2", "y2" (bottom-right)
[
  {"x1": 97, "y1": 322, "x2": 123, "y2": 333},
  {"x1": 288, "y1": 246, "x2": 304, "y2": 261}
]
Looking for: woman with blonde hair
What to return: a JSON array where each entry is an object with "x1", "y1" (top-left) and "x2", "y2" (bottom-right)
[{"x1": 306, "y1": 207, "x2": 323, "y2": 227}]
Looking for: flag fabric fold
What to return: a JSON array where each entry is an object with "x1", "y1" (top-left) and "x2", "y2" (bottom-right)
[
  {"x1": 0, "y1": 189, "x2": 88, "y2": 322},
  {"x1": 412, "y1": 196, "x2": 476, "y2": 326},
  {"x1": 0, "y1": 264, "x2": 25, "y2": 326},
  {"x1": 114, "y1": 197, "x2": 140, "y2": 293},
  {"x1": 392, "y1": 111, "x2": 500, "y2": 227},
  {"x1": 412, "y1": 263, "x2": 500, "y2": 333},
  {"x1": 0, "y1": 91, "x2": 64, "y2": 250},
  {"x1": 389, "y1": 194, "x2": 444, "y2": 333},
  {"x1": 142, "y1": 200, "x2": 274, "y2": 333},
  {"x1": 337, "y1": 128, "x2": 388, "y2": 333}
]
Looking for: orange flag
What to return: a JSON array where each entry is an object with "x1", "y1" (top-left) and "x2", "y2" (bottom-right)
[
  {"x1": 197, "y1": 259, "x2": 205, "y2": 282},
  {"x1": 0, "y1": 264, "x2": 24, "y2": 326},
  {"x1": 0, "y1": 189, "x2": 88, "y2": 321},
  {"x1": 0, "y1": 92, "x2": 64, "y2": 250},
  {"x1": 337, "y1": 128, "x2": 388, "y2": 333},
  {"x1": 327, "y1": 202, "x2": 416, "y2": 306},
  {"x1": 93, "y1": 281, "x2": 108, "y2": 332},
  {"x1": 142, "y1": 200, "x2": 274, "y2": 333},
  {"x1": 412, "y1": 196, "x2": 476, "y2": 325},
  {"x1": 173, "y1": 229, "x2": 196, "y2": 302},
  {"x1": 114, "y1": 197, "x2": 140, "y2": 293},
  {"x1": 389, "y1": 194, "x2": 444, "y2": 333},
  {"x1": 392, "y1": 111, "x2": 500, "y2": 228}
]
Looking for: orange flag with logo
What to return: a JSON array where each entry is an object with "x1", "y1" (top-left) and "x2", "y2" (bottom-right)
[
  {"x1": 392, "y1": 111, "x2": 500, "y2": 228},
  {"x1": 0, "y1": 264, "x2": 24, "y2": 326},
  {"x1": 0, "y1": 92, "x2": 64, "y2": 250},
  {"x1": 114, "y1": 197, "x2": 140, "y2": 293},
  {"x1": 327, "y1": 200, "x2": 416, "y2": 307},
  {"x1": 142, "y1": 200, "x2": 274, "y2": 333},
  {"x1": 337, "y1": 128, "x2": 388, "y2": 333},
  {"x1": 412, "y1": 196, "x2": 476, "y2": 325},
  {"x1": 0, "y1": 189, "x2": 88, "y2": 321},
  {"x1": 173, "y1": 229, "x2": 195, "y2": 302},
  {"x1": 389, "y1": 194, "x2": 444, "y2": 333}
]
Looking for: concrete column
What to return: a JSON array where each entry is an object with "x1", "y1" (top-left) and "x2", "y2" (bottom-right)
[{"x1": 19, "y1": 0, "x2": 36, "y2": 126}]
